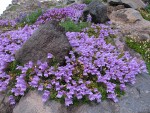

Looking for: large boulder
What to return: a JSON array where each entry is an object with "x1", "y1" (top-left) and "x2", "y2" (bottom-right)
[
  {"x1": 13, "y1": 73, "x2": 150, "y2": 113},
  {"x1": 83, "y1": 0, "x2": 109, "y2": 23},
  {"x1": 109, "y1": 8, "x2": 150, "y2": 42},
  {"x1": 13, "y1": 91, "x2": 67, "y2": 113},
  {"x1": 108, "y1": 0, "x2": 146, "y2": 9},
  {"x1": 15, "y1": 20, "x2": 71, "y2": 65},
  {"x1": 110, "y1": 8, "x2": 143, "y2": 24},
  {"x1": 107, "y1": 5, "x2": 125, "y2": 15}
]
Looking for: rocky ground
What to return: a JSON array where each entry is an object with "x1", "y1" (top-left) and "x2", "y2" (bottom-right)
[
  {"x1": 12, "y1": 73, "x2": 150, "y2": 113},
  {"x1": 0, "y1": 0, "x2": 57, "y2": 21},
  {"x1": 0, "y1": 0, "x2": 150, "y2": 113}
]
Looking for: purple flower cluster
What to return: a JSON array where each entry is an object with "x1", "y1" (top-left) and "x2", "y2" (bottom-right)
[
  {"x1": 87, "y1": 14, "x2": 92, "y2": 22},
  {"x1": 0, "y1": 20, "x2": 16, "y2": 27},
  {"x1": 66, "y1": 24, "x2": 147, "y2": 103},
  {"x1": 8, "y1": 52, "x2": 103, "y2": 106},
  {"x1": 2, "y1": 24, "x2": 147, "y2": 106},
  {"x1": 36, "y1": 4, "x2": 86, "y2": 24},
  {"x1": 11, "y1": 74, "x2": 27, "y2": 96},
  {"x1": 0, "y1": 4, "x2": 148, "y2": 107},
  {"x1": 0, "y1": 25, "x2": 38, "y2": 93}
]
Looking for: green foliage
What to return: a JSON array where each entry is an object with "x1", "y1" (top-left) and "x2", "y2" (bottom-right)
[
  {"x1": 5, "y1": 61, "x2": 22, "y2": 100},
  {"x1": 83, "y1": 0, "x2": 107, "y2": 4},
  {"x1": 101, "y1": 0, "x2": 107, "y2": 2},
  {"x1": 20, "y1": 9, "x2": 42, "y2": 25},
  {"x1": 115, "y1": 85, "x2": 125, "y2": 97},
  {"x1": 145, "y1": 4, "x2": 150, "y2": 13},
  {"x1": 83, "y1": 0, "x2": 92, "y2": 4},
  {"x1": 5, "y1": 61, "x2": 21, "y2": 75},
  {"x1": 86, "y1": 26, "x2": 101, "y2": 38},
  {"x1": 126, "y1": 37, "x2": 150, "y2": 74},
  {"x1": 15, "y1": 23, "x2": 26, "y2": 28},
  {"x1": 140, "y1": 4, "x2": 150, "y2": 21},
  {"x1": 60, "y1": 20, "x2": 90, "y2": 32},
  {"x1": 140, "y1": 9, "x2": 150, "y2": 21}
]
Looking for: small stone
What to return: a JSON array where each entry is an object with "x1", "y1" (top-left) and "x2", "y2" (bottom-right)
[{"x1": 83, "y1": 0, "x2": 109, "y2": 23}]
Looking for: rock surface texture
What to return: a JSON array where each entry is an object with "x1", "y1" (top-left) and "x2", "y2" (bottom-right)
[
  {"x1": 108, "y1": 0, "x2": 146, "y2": 9},
  {"x1": 110, "y1": 8, "x2": 143, "y2": 23},
  {"x1": 109, "y1": 8, "x2": 150, "y2": 42},
  {"x1": 13, "y1": 73, "x2": 150, "y2": 113},
  {"x1": 15, "y1": 20, "x2": 71, "y2": 65},
  {"x1": 83, "y1": 0, "x2": 109, "y2": 23},
  {"x1": 0, "y1": 93, "x2": 13, "y2": 113},
  {"x1": 0, "y1": 0, "x2": 55, "y2": 20},
  {"x1": 13, "y1": 91, "x2": 67, "y2": 113}
]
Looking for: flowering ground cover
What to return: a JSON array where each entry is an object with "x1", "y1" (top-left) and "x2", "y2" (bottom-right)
[
  {"x1": 16, "y1": 8, "x2": 43, "y2": 26},
  {"x1": 35, "y1": 4, "x2": 86, "y2": 24},
  {"x1": 0, "y1": 3, "x2": 148, "y2": 106},
  {"x1": 0, "y1": 20, "x2": 16, "y2": 27}
]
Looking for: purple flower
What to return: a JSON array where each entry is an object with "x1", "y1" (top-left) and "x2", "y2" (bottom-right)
[
  {"x1": 65, "y1": 98, "x2": 73, "y2": 106},
  {"x1": 0, "y1": 6, "x2": 148, "y2": 106},
  {"x1": 9, "y1": 95, "x2": 16, "y2": 105},
  {"x1": 47, "y1": 53, "x2": 53, "y2": 59},
  {"x1": 44, "y1": 71, "x2": 49, "y2": 77},
  {"x1": 56, "y1": 91, "x2": 64, "y2": 98},
  {"x1": 42, "y1": 90, "x2": 50, "y2": 102},
  {"x1": 39, "y1": 62, "x2": 48, "y2": 71},
  {"x1": 107, "y1": 93, "x2": 118, "y2": 102},
  {"x1": 76, "y1": 93, "x2": 83, "y2": 99},
  {"x1": 87, "y1": 14, "x2": 92, "y2": 22},
  {"x1": 38, "y1": 84, "x2": 44, "y2": 91},
  {"x1": 29, "y1": 76, "x2": 40, "y2": 88},
  {"x1": 120, "y1": 84, "x2": 126, "y2": 91},
  {"x1": 46, "y1": 84, "x2": 52, "y2": 89}
]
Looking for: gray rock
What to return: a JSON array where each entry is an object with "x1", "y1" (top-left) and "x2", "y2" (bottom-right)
[
  {"x1": 75, "y1": 0, "x2": 84, "y2": 4},
  {"x1": 0, "y1": 93, "x2": 13, "y2": 113},
  {"x1": 110, "y1": 8, "x2": 143, "y2": 24},
  {"x1": 130, "y1": 32, "x2": 150, "y2": 42},
  {"x1": 107, "y1": 5, "x2": 125, "y2": 15},
  {"x1": 62, "y1": 0, "x2": 86, "y2": 4},
  {"x1": 108, "y1": 0, "x2": 146, "y2": 9},
  {"x1": 12, "y1": 0, "x2": 19, "y2": 5},
  {"x1": 62, "y1": 0, "x2": 75, "y2": 5},
  {"x1": 109, "y1": 8, "x2": 150, "y2": 43},
  {"x1": 67, "y1": 0, "x2": 75, "y2": 4},
  {"x1": 15, "y1": 20, "x2": 71, "y2": 65},
  {"x1": 83, "y1": 0, "x2": 109, "y2": 23},
  {"x1": 114, "y1": 73, "x2": 150, "y2": 113},
  {"x1": 74, "y1": 74, "x2": 150, "y2": 113},
  {"x1": 0, "y1": 0, "x2": 54, "y2": 20},
  {"x1": 13, "y1": 91, "x2": 67, "y2": 113},
  {"x1": 13, "y1": 73, "x2": 150, "y2": 113}
]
